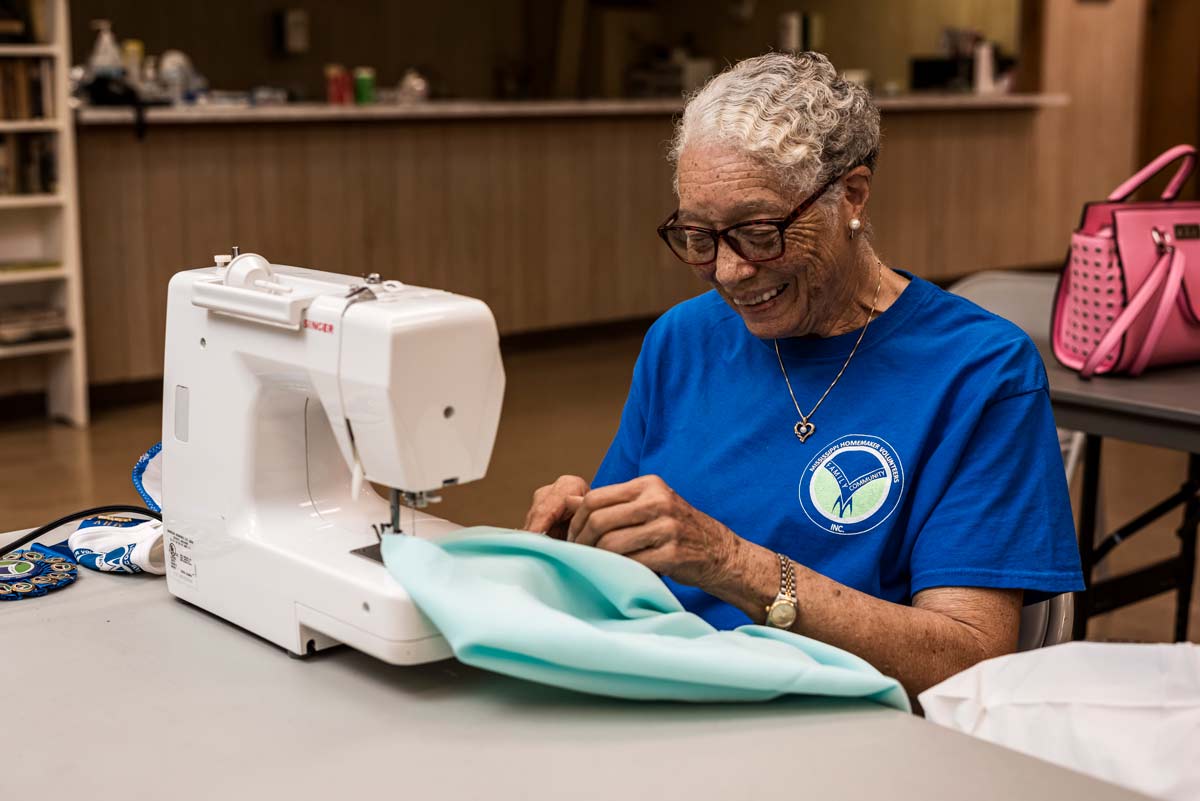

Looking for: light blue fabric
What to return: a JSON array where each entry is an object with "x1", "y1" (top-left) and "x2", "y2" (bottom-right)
[{"x1": 382, "y1": 529, "x2": 909, "y2": 710}]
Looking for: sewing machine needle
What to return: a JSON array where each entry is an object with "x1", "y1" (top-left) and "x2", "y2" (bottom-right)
[{"x1": 390, "y1": 488, "x2": 401, "y2": 535}]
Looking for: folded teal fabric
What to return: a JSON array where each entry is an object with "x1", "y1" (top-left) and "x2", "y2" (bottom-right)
[{"x1": 381, "y1": 529, "x2": 909, "y2": 710}]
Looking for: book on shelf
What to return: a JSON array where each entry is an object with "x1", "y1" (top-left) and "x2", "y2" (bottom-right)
[
  {"x1": 0, "y1": 305, "x2": 70, "y2": 345},
  {"x1": 12, "y1": 58, "x2": 28, "y2": 118},
  {"x1": 0, "y1": 0, "x2": 32, "y2": 44},
  {"x1": 28, "y1": 0, "x2": 46, "y2": 43},
  {"x1": 0, "y1": 259, "x2": 59, "y2": 273},
  {"x1": 0, "y1": 132, "x2": 13, "y2": 191},
  {"x1": 0, "y1": 0, "x2": 47, "y2": 44},
  {"x1": 0, "y1": 131, "x2": 55, "y2": 193},
  {"x1": 0, "y1": 57, "x2": 53, "y2": 120},
  {"x1": 37, "y1": 57, "x2": 49, "y2": 117}
]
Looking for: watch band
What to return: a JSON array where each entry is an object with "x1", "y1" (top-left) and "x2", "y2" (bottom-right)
[
  {"x1": 765, "y1": 552, "x2": 798, "y2": 629},
  {"x1": 777, "y1": 552, "x2": 796, "y2": 601}
]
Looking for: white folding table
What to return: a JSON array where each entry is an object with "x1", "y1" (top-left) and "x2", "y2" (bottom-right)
[{"x1": 2, "y1": 528, "x2": 1148, "y2": 801}]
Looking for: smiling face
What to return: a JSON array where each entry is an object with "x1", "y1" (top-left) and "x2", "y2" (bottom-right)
[{"x1": 675, "y1": 143, "x2": 862, "y2": 339}]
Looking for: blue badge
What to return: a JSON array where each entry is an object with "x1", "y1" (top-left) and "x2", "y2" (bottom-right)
[
  {"x1": 0, "y1": 547, "x2": 78, "y2": 601},
  {"x1": 799, "y1": 434, "x2": 905, "y2": 535}
]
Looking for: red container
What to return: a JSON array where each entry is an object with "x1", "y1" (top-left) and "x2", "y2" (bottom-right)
[{"x1": 324, "y1": 64, "x2": 352, "y2": 105}]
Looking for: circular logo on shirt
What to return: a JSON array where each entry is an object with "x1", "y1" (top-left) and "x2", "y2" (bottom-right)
[{"x1": 799, "y1": 434, "x2": 905, "y2": 535}]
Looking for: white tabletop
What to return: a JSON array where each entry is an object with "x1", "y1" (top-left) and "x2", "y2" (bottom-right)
[{"x1": 3, "y1": 529, "x2": 1146, "y2": 801}]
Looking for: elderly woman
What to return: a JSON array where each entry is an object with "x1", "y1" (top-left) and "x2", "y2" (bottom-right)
[{"x1": 524, "y1": 53, "x2": 1082, "y2": 696}]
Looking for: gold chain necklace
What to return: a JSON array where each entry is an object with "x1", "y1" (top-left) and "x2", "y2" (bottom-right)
[{"x1": 773, "y1": 260, "x2": 883, "y2": 443}]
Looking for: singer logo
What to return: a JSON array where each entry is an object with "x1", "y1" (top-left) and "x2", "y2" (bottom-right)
[{"x1": 304, "y1": 319, "x2": 335, "y2": 334}]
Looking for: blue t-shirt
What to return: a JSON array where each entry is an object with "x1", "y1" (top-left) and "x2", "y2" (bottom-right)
[{"x1": 594, "y1": 273, "x2": 1084, "y2": 630}]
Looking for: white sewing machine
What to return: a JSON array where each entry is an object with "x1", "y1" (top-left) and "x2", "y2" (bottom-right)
[{"x1": 160, "y1": 250, "x2": 504, "y2": 664}]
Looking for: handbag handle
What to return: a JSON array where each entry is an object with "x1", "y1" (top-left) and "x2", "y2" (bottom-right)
[
  {"x1": 1080, "y1": 235, "x2": 1186, "y2": 378},
  {"x1": 1130, "y1": 241, "x2": 1187, "y2": 375},
  {"x1": 1107, "y1": 144, "x2": 1198, "y2": 202}
]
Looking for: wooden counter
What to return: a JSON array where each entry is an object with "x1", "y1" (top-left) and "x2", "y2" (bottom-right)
[
  {"x1": 63, "y1": 94, "x2": 1088, "y2": 387},
  {"x1": 75, "y1": 110, "x2": 693, "y2": 386},
  {"x1": 74, "y1": 94, "x2": 1068, "y2": 125}
]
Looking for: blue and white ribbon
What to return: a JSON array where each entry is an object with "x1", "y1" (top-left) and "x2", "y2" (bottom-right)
[
  {"x1": 132, "y1": 441, "x2": 162, "y2": 513},
  {"x1": 69, "y1": 515, "x2": 165, "y2": 575}
]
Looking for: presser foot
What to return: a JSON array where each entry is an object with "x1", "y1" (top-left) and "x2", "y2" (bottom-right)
[{"x1": 350, "y1": 542, "x2": 384, "y2": 564}]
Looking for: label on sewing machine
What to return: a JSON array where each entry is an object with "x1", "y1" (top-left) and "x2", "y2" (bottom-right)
[{"x1": 166, "y1": 529, "x2": 197, "y2": 587}]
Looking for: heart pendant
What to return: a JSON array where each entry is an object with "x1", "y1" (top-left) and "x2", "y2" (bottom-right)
[{"x1": 794, "y1": 420, "x2": 815, "y2": 442}]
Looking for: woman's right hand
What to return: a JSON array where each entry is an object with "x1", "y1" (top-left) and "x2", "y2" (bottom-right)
[{"x1": 523, "y1": 475, "x2": 590, "y2": 539}]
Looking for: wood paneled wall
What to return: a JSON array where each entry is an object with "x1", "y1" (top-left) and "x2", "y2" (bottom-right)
[
  {"x1": 1026, "y1": 0, "x2": 1148, "y2": 259},
  {"x1": 871, "y1": 109, "x2": 1042, "y2": 274},
  {"x1": 74, "y1": 116, "x2": 703, "y2": 385},
  {"x1": 1139, "y1": 0, "x2": 1200, "y2": 200},
  {"x1": 66, "y1": 105, "x2": 1069, "y2": 388}
]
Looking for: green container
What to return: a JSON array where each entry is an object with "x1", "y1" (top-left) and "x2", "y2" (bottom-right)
[{"x1": 353, "y1": 66, "x2": 376, "y2": 105}]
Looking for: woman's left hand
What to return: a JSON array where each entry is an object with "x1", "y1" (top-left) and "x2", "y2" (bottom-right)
[{"x1": 566, "y1": 474, "x2": 741, "y2": 588}]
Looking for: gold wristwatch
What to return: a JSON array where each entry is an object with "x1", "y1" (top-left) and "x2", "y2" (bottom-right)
[{"x1": 765, "y1": 552, "x2": 798, "y2": 629}]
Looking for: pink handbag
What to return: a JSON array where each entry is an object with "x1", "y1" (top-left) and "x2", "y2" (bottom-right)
[{"x1": 1052, "y1": 144, "x2": 1200, "y2": 378}]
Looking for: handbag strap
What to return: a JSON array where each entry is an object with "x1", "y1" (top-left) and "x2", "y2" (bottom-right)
[
  {"x1": 1129, "y1": 246, "x2": 1187, "y2": 375},
  {"x1": 1080, "y1": 235, "x2": 1184, "y2": 378},
  {"x1": 1107, "y1": 144, "x2": 1198, "y2": 202}
]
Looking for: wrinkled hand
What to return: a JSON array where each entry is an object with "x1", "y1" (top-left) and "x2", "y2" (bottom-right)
[
  {"x1": 567, "y1": 474, "x2": 740, "y2": 589},
  {"x1": 523, "y1": 474, "x2": 590, "y2": 540}
]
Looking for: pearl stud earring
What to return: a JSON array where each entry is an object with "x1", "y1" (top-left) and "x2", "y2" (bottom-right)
[{"x1": 848, "y1": 218, "x2": 862, "y2": 239}]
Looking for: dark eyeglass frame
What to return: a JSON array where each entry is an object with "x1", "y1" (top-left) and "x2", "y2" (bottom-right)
[{"x1": 656, "y1": 175, "x2": 840, "y2": 266}]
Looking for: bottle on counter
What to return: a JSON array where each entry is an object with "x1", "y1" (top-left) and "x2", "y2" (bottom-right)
[
  {"x1": 87, "y1": 19, "x2": 123, "y2": 79},
  {"x1": 973, "y1": 40, "x2": 996, "y2": 94},
  {"x1": 325, "y1": 64, "x2": 352, "y2": 105},
  {"x1": 141, "y1": 55, "x2": 157, "y2": 88},
  {"x1": 121, "y1": 38, "x2": 143, "y2": 89},
  {"x1": 353, "y1": 66, "x2": 376, "y2": 105},
  {"x1": 777, "y1": 12, "x2": 823, "y2": 53},
  {"x1": 778, "y1": 12, "x2": 802, "y2": 54}
]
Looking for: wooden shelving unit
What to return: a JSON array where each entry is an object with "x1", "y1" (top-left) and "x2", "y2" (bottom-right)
[
  {"x1": 0, "y1": 266, "x2": 66, "y2": 284},
  {"x1": 0, "y1": 118, "x2": 58, "y2": 132},
  {"x1": 0, "y1": 44, "x2": 56, "y2": 56},
  {"x1": 0, "y1": 338, "x2": 71, "y2": 358},
  {"x1": 0, "y1": 0, "x2": 87, "y2": 425},
  {"x1": 0, "y1": 193, "x2": 62, "y2": 209}
]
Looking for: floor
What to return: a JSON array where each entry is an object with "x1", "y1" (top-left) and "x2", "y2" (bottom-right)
[{"x1": 1, "y1": 329, "x2": 1195, "y2": 643}]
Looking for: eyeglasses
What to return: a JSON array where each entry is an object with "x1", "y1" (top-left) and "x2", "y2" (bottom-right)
[{"x1": 656, "y1": 176, "x2": 838, "y2": 266}]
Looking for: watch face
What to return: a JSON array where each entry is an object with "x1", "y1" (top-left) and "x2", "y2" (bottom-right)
[{"x1": 767, "y1": 601, "x2": 797, "y2": 629}]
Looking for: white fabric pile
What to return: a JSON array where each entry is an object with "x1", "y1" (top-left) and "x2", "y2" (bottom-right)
[{"x1": 920, "y1": 642, "x2": 1200, "y2": 800}]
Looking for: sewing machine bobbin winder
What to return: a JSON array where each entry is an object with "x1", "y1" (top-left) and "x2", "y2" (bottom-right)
[{"x1": 161, "y1": 250, "x2": 505, "y2": 663}]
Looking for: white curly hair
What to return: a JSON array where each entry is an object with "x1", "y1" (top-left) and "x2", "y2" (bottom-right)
[{"x1": 670, "y1": 52, "x2": 880, "y2": 200}]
